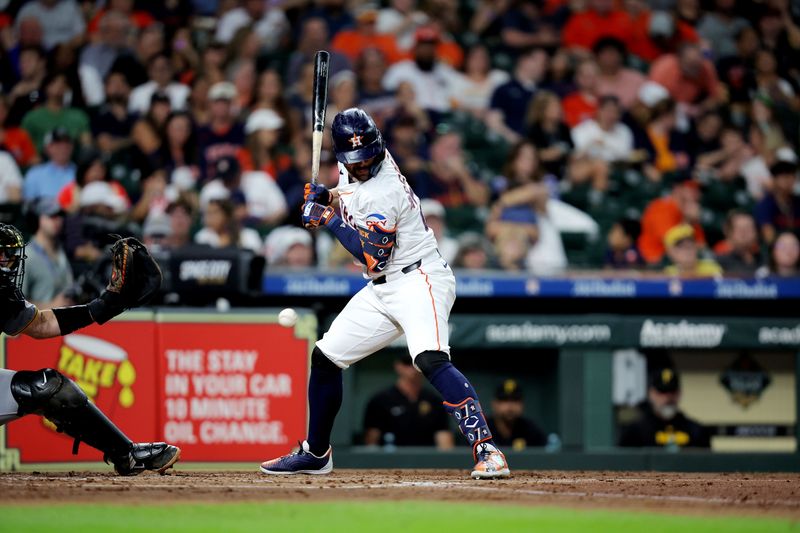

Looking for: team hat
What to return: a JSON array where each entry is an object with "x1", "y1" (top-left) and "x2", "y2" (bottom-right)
[
  {"x1": 495, "y1": 379, "x2": 523, "y2": 401},
  {"x1": 650, "y1": 367, "x2": 680, "y2": 393}
]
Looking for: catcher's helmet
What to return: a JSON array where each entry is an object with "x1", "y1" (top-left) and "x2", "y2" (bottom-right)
[
  {"x1": 331, "y1": 108, "x2": 385, "y2": 168},
  {"x1": 0, "y1": 223, "x2": 26, "y2": 292}
]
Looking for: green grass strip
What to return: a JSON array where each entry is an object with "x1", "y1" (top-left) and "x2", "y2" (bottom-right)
[{"x1": 0, "y1": 501, "x2": 795, "y2": 533}]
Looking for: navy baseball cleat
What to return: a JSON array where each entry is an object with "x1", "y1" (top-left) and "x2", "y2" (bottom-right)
[
  {"x1": 112, "y1": 443, "x2": 181, "y2": 476},
  {"x1": 471, "y1": 442, "x2": 510, "y2": 479},
  {"x1": 260, "y1": 441, "x2": 333, "y2": 475}
]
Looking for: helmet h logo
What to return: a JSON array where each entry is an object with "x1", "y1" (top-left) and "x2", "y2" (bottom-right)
[{"x1": 349, "y1": 133, "x2": 363, "y2": 148}]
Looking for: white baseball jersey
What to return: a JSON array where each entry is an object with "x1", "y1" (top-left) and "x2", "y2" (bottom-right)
[
  {"x1": 317, "y1": 150, "x2": 456, "y2": 368},
  {"x1": 335, "y1": 151, "x2": 439, "y2": 279}
]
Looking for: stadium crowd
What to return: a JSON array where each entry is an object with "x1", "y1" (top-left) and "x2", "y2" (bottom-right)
[{"x1": 1, "y1": 0, "x2": 799, "y2": 302}]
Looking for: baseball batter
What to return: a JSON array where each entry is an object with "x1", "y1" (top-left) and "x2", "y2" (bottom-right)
[
  {"x1": 0, "y1": 224, "x2": 180, "y2": 475},
  {"x1": 260, "y1": 108, "x2": 510, "y2": 479}
]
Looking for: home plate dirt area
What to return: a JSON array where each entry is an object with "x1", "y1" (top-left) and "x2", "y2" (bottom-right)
[{"x1": 2, "y1": 470, "x2": 799, "y2": 518}]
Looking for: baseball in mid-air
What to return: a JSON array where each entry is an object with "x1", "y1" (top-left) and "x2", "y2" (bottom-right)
[{"x1": 278, "y1": 308, "x2": 298, "y2": 328}]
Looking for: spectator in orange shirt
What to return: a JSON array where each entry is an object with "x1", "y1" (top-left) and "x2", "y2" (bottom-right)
[
  {"x1": 638, "y1": 175, "x2": 706, "y2": 265},
  {"x1": 87, "y1": 0, "x2": 154, "y2": 36},
  {"x1": 649, "y1": 43, "x2": 723, "y2": 113},
  {"x1": 331, "y1": 4, "x2": 406, "y2": 66},
  {"x1": 561, "y1": 0, "x2": 632, "y2": 52},
  {"x1": 625, "y1": 5, "x2": 700, "y2": 63},
  {"x1": 0, "y1": 95, "x2": 38, "y2": 169},
  {"x1": 562, "y1": 59, "x2": 599, "y2": 128}
]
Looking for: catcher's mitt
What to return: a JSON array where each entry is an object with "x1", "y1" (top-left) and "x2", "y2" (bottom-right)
[{"x1": 89, "y1": 236, "x2": 162, "y2": 324}]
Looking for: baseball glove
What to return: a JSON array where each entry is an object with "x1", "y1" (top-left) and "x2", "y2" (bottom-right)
[{"x1": 89, "y1": 236, "x2": 162, "y2": 324}]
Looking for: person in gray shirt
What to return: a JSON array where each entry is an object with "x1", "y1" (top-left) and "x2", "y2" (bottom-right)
[{"x1": 22, "y1": 197, "x2": 73, "y2": 309}]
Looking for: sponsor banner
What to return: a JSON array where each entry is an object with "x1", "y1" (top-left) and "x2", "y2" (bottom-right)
[
  {"x1": 157, "y1": 314, "x2": 312, "y2": 461},
  {"x1": 4, "y1": 316, "x2": 158, "y2": 463},
  {"x1": 263, "y1": 272, "x2": 800, "y2": 299},
  {"x1": 447, "y1": 316, "x2": 800, "y2": 349}
]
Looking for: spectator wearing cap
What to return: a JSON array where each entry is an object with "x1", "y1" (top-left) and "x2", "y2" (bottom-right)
[
  {"x1": 200, "y1": 155, "x2": 288, "y2": 229},
  {"x1": 128, "y1": 53, "x2": 190, "y2": 114},
  {"x1": 363, "y1": 354, "x2": 454, "y2": 449},
  {"x1": 649, "y1": 43, "x2": 724, "y2": 114},
  {"x1": 64, "y1": 180, "x2": 130, "y2": 267},
  {"x1": 22, "y1": 197, "x2": 73, "y2": 309},
  {"x1": 331, "y1": 3, "x2": 405, "y2": 66},
  {"x1": 21, "y1": 72, "x2": 91, "y2": 155},
  {"x1": 0, "y1": 149, "x2": 23, "y2": 204},
  {"x1": 594, "y1": 38, "x2": 646, "y2": 110},
  {"x1": 196, "y1": 81, "x2": 246, "y2": 182},
  {"x1": 142, "y1": 211, "x2": 173, "y2": 252},
  {"x1": 263, "y1": 226, "x2": 316, "y2": 268},
  {"x1": 487, "y1": 47, "x2": 549, "y2": 143},
  {"x1": 453, "y1": 232, "x2": 494, "y2": 270},
  {"x1": 714, "y1": 210, "x2": 762, "y2": 276},
  {"x1": 56, "y1": 151, "x2": 130, "y2": 215},
  {"x1": 194, "y1": 197, "x2": 263, "y2": 254},
  {"x1": 22, "y1": 128, "x2": 76, "y2": 202},
  {"x1": 638, "y1": 175, "x2": 706, "y2": 265},
  {"x1": 382, "y1": 25, "x2": 462, "y2": 116},
  {"x1": 420, "y1": 199, "x2": 458, "y2": 264},
  {"x1": 604, "y1": 218, "x2": 645, "y2": 270},
  {"x1": 619, "y1": 367, "x2": 711, "y2": 448},
  {"x1": 755, "y1": 161, "x2": 800, "y2": 245},
  {"x1": 214, "y1": 0, "x2": 289, "y2": 53},
  {"x1": 242, "y1": 109, "x2": 292, "y2": 179},
  {"x1": 663, "y1": 223, "x2": 723, "y2": 277},
  {"x1": 375, "y1": 0, "x2": 430, "y2": 52},
  {"x1": 15, "y1": 0, "x2": 86, "y2": 51},
  {"x1": 486, "y1": 379, "x2": 547, "y2": 451}
]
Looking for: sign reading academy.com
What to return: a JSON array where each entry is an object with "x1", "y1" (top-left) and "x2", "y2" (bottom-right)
[{"x1": 485, "y1": 323, "x2": 612, "y2": 345}]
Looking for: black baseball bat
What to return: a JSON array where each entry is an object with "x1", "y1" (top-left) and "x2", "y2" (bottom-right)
[{"x1": 311, "y1": 50, "x2": 330, "y2": 185}]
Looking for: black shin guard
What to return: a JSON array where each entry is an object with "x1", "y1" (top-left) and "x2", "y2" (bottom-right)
[{"x1": 10, "y1": 369, "x2": 133, "y2": 460}]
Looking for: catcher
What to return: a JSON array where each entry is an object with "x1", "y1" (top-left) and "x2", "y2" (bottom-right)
[{"x1": 0, "y1": 223, "x2": 180, "y2": 475}]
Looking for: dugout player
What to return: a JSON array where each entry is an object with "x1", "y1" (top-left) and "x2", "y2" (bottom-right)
[
  {"x1": 260, "y1": 108, "x2": 510, "y2": 479},
  {"x1": 0, "y1": 223, "x2": 180, "y2": 475},
  {"x1": 486, "y1": 379, "x2": 548, "y2": 450},
  {"x1": 618, "y1": 367, "x2": 711, "y2": 448}
]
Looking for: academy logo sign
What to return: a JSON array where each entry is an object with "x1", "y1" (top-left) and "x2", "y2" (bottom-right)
[
  {"x1": 639, "y1": 319, "x2": 727, "y2": 348},
  {"x1": 720, "y1": 354, "x2": 771, "y2": 409}
]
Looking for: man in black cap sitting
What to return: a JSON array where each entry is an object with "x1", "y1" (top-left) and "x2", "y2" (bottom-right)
[
  {"x1": 486, "y1": 379, "x2": 548, "y2": 451},
  {"x1": 618, "y1": 367, "x2": 711, "y2": 448}
]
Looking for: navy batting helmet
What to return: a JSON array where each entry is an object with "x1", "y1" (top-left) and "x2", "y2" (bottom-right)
[
  {"x1": 0, "y1": 223, "x2": 26, "y2": 293},
  {"x1": 331, "y1": 108, "x2": 385, "y2": 165}
]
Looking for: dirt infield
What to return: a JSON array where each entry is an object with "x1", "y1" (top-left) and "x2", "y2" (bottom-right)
[{"x1": 2, "y1": 469, "x2": 800, "y2": 518}]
